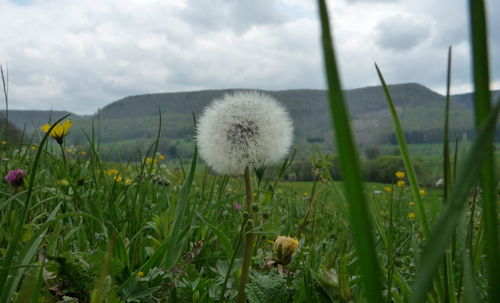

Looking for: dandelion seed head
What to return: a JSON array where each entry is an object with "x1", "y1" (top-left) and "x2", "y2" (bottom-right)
[{"x1": 197, "y1": 91, "x2": 293, "y2": 175}]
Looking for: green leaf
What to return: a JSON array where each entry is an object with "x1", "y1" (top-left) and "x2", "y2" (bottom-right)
[
  {"x1": 469, "y1": 1, "x2": 500, "y2": 302},
  {"x1": 245, "y1": 272, "x2": 289, "y2": 303},
  {"x1": 318, "y1": 1, "x2": 382, "y2": 301}
]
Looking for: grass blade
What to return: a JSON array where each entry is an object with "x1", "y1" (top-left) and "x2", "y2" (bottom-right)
[
  {"x1": 318, "y1": 1, "x2": 382, "y2": 301},
  {"x1": 468, "y1": 1, "x2": 499, "y2": 301},
  {"x1": 375, "y1": 64, "x2": 430, "y2": 238},
  {"x1": 411, "y1": 101, "x2": 500, "y2": 303}
]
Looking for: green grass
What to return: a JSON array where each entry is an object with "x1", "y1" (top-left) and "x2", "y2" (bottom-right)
[{"x1": 0, "y1": 0, "x2": 498, "y2": 302}]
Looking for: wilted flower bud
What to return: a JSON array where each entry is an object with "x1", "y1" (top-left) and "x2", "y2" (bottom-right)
[
  {"x1": 272, "y1": 236, "x2": 299, "y2": 266},
  {"x1": 4, "y1": 168, "x2": 25, "y2": 188}
]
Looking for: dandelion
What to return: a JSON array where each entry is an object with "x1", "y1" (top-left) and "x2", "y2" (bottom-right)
[
  {"x1": 115, "y1": 175, "x2": 123, "y2": 183},
  {"x1": 136, "y1": 271, "x2": 144, "y2": 277},
  {"x1": 303, "y1": 192, "x2": 308, "y2": 197},
  {"x1": 397, "y1": 180, "x2": 405, "y2": 187},
  {"x1": 125, "y1": 178, "x2": 133, "y2": 185},
  {"x1": 30, "y1": 145, "x2": 37, "y2": 150},
  {"x1": 145, "y1": 157, "x2": 154, "y2": 165},
  {"x1": 157, "y1": 154, "x2": 165, "y2": 160},
  {"x1": 419, "y1": 189, "x2": 426, "y2": 196},
  {"x1": 57, "y1": 179, "x2": 70, "y2": 187},
  {"x1": 384, "y1": 187, "x2": 392, "y2": 193},
  {"x1": 66, "y1": 148, "x2": 73, "y2": 153},
  {"x1": 40, "y1": 119, "x2": 72, "y2": 144},
  {"x1": 408, "y1": 212, "x2": 416, "y2": 220},
  {"x1": 196, "y1": 91, "x2": 293, "y2": 175},
  {"x1": 105, "y1": 169, "x2": 119, "y2": 176},
  {"x1": 1, "y1": 141, "x2": 6, "y2": 145},
  {"x1": 272, "y1": 236, "x2": 299, "y2": 266},
  {"x1": 197, "y1": 91, "x2": 293, "y2": 303},
  {"x1": 409, "y1": 201, "x2": 416, "y2": 207},
  {"x1": 395, "y1": 171, "x2": 405, "y2": 179},
  {"x1": 4, "y1": 168, "x2": 25, "y2": 188}
]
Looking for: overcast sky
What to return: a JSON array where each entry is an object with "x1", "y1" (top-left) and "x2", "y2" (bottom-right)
[{"x1": 1, "y1": 0, "x2": 499, "y2": 115}]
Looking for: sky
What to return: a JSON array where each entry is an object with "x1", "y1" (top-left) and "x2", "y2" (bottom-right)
[{"x1": 0, "y1": 0, "x2": 499, "y2": 115}]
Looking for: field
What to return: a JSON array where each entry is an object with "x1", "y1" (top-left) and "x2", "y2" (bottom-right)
[
  {"x1": 1, "y1": 140, "x2": 454, "y2": 302},
  {"x1": 1, "y1": 0, "x2": 499, "y2": 302}
]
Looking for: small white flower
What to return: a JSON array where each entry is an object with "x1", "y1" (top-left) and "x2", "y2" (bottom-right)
[{"x1": 196, "y1": 91, "x2": 293, "y2": 175}]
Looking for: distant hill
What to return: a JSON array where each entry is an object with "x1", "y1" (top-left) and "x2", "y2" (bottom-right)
[{"x1": 2, "y1": 83, "x2": 498, "y2": 160}]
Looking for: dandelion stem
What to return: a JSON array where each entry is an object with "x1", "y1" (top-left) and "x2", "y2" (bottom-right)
[
  {"x1": 237, "y1": 167, "x2": 255, "y2": 303},
  {"x1": 59, "y1": 143, "x2": 67, "y2": 165}
]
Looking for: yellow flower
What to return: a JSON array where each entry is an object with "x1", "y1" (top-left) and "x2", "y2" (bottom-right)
[
  {"x1": 397, "y1": 180, "x2": 405, "y2": 187},
  {"x1": 30, "y1": 145, "x2": 37, "y2": 150},
  {"x1": 79, "y1": 151, "x2": 87, "y2": 156},
  {"x1": 145, "y1": 157, "x2": 157, "y2": 165},
  {"x1": 40, "y1": 119, "x2": 72, "y2": 144},
  {"x1": 407, "y1": 212, "x2": 416, "y2": 220},
  {"x1": 66, "y1": 148, "x2": 73, "y2": 153},
  {"x1": 106, "y1": 169, "x2": 119, "y2": 176},
  {"x1": 408, "y1": 201, "x2": 416, "y2": 207},
  {"x1": 57, "y1": 179, "x2": 69, "y2": 187},
  {"x1": 395, "y1": 171, "x2": 405, "y2": 179},
  {"x1": 1, "y1": 141, "x2": 6, "y2": 144},
  {"x1": 115, "y1": 175, "x2": 123, "y2": 183},
  {"x1": 303, "y1": 192, "x2": 308, "y2": 197},
  {"x1": 158, "y1": 154, "x2": 165, "y2": 160},
  {"x1": 125, "y1": 178, "x2": 133, "y2": 185},
  {"x1": 384, "y1": 187, "x2": 392, "y2": 193},
  {"x1": 273, "y1": 236, "x2": 299, "y2": 266},
  {"x1": 136, "y1": 271, "x2": 144, "y2": 277},
  {"x1": 419, "y1": 189, "x2": 426, "y2": 196}
]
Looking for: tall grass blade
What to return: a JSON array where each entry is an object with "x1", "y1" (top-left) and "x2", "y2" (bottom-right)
[
  {"x1": 468, "y1": 1, "x2": 499, "y2": 301},
  {"x1": 375, "y1": 64, "x2": 430, "y2": 237},
  {"x1": 411, "y1": 101, "x2": 500, "y2": 303},
  {"x1": 318, "y1": 1, "x2": 382, "y2": 301}
]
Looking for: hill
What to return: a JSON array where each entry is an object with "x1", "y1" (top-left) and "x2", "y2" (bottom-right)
[{"x1": 2, "y1": 83, "x2": 497, "y2": 160}]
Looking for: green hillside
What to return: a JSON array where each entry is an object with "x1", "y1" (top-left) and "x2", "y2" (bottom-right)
[{"x1": 3, "y1": 83, "x2": 498, "y2": 160}]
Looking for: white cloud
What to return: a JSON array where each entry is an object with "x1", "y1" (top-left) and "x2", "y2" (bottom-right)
[{"x1": 0, "y1": 0, "x2": 498, "y2": 114}]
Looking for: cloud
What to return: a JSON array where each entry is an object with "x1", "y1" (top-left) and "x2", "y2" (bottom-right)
[
  {"x1": 375, "y1": 15, "x2": 432, "y2": 51},
  {"x1": 0, "y1": 0, "x2": 498, "y2": 114}
]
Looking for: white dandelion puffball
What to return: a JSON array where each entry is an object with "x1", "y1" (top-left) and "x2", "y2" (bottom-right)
[{"x1": 197, "y1": 91, "x2": 293, "y2": 175}]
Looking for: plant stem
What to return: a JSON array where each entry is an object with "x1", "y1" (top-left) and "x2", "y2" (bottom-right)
[{"x1": 236, "y1": 167, "x2": 254, "y2": 303}]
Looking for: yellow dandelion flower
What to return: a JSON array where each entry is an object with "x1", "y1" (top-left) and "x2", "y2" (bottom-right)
[
  {"x1": 66, "y1": 148, "x2": 73, "y2": 153},
  {"x1": 106, "y1": 169, "x2": 119, "y2": 176},
  {"x1": 303, "y1": 192, "x2": 308, "y2": 197},
  {"x1": 419, "y1": 189, "x2": 426, "y2": 196},
  {"x1": 384, "y1": 187, "x2": 392, "y2": 193},
  {"x1": 1, "y1": 141, "x2": 6, "y2": 144},
  {"x1": 115, "y1": 175, "x2": 123, "y2": 183},
  {"x1": 407, "y1": 212, "x2": 416, "y2": 220},
  {"x1": 395, "y1": 171, "x2": 405, "y2": 179},
  {"x1": 408, "y1": 201, "x2": 416, "y2": 207},
  {"x1": 145, "y1": 157, "x2": 154, "y2": 165},
  {"x1": 40, "y1": 119, "x2": 72, "y2": 144},
  {"x1": 273, "y1": 236, "x2": 299, "y2": 266},
  {"x1": 158, "y1": 154, "x2": 165, "y2": 160},
  {"x1": 57, "y1": 179, "x2": 69, "y2": 187},
  {"x1": 397, "y1": 180, "x2": 405, "y2": 187},
  {"x1": 136, "y1": 271, "x2": 144, "y2": 277},
  {"x1": 125, "y1": 178, "x2": 133, "y2": 185}
]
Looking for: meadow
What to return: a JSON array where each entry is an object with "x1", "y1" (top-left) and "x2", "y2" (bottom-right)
[{"x1": 1, "y1": 0, "x2": 500, "y2": 302}]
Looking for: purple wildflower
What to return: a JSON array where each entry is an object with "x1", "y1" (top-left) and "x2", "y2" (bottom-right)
[
  {"x1": 233, "y1": 203, "x2": 242, "y2": 212},
  {"x1": 4, "y1": 168, "x2": 25, "y2": 188}
]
